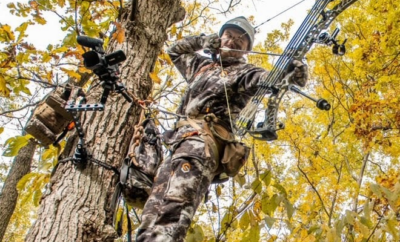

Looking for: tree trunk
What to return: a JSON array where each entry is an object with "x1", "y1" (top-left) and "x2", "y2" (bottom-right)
[
  {"x1": 25, "y1": 1, "x2": 185, "y2": 241},
  {"x1": 0, "y1": 139, "x2": 36, "y2": 242}
]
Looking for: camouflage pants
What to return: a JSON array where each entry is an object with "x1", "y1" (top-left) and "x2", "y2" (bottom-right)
[{"x1": 136, "y1": 136, "x2": 219, "y2": 242}]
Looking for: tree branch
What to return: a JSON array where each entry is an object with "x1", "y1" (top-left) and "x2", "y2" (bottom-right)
[{"x1": 0, "y1": 100, "x2": 42, "y2": 117}]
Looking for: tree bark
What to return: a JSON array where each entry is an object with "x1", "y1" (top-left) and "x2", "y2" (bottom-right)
[
  {"x1": 0, "y1": 139, "x2": 36, "y2": 242},
  {"x1": 25, "y1": 1, "x2": 185, "y2": 241}
]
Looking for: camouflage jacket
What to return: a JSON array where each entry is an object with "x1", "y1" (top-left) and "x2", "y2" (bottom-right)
[{"x1": 167, "y1": 35, "x2": 269, "y2": 131}]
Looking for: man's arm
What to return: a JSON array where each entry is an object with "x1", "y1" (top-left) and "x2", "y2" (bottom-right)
[{"x1": 167, "y1": 34, "x2": 220, "y2": 82}]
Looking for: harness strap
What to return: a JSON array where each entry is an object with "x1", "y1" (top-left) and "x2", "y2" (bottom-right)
[{"x1": 186, "y1": 117, "x2": 213, "y2": 158}]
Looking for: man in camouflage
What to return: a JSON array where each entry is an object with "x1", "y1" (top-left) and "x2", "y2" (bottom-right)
[{"x1": 136, "y1": 16, "x2": 308, "y2": 241}]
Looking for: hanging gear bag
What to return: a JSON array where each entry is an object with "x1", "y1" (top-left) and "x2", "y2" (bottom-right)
[
  {"x1": 112, "y1": 117, "x2": 163, "y2": 210},
  {"x1": 25, "y1": 86, "x2": 73, "y2": 146}
]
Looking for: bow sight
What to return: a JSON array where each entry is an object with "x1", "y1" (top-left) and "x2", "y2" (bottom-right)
[{"x1": 317, "y1": 28, "x2": 347, "y2": 56}]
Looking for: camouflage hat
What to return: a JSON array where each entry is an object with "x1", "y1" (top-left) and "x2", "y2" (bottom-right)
[{"x1": 219, "y1": 16, "x2": 255, "y2": 51}]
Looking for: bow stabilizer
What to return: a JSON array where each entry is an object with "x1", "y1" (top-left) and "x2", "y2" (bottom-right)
[{"x1": 235, "y1": 0, "x2": 359, "y2": 140}]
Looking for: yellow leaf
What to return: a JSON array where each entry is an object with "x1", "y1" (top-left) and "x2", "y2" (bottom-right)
[
  {"x1": 116, "y1": 29, "x2": 125, "y2": 43},
  {"x1": 112, "y1": 23, "x2": 125, "y2": 43},
  {"x1": 3, "y1": 134, "x2": 32, "y2": 157},
  {"x1": 78, "y1": 66, "x2": 92, "y2": 74},
  {"x1": 0, "y1": 24, "x2": 15, "y2": 42},
  {"x1": 29, "y1": 1, "x2": 38, "y2": 10},
  {"x1": 16, "y1": 21, "x2": 31, "y2": 42},
  {"x1": 177, "y1": 30, "x2": 183, "y2": 40},
  {"x1": 170, "y1": 25, "x2": 177, "y2": 36},
  {"x1": 216, "y1": 184, "x2": 222, "y2": 197},
  {"x1": 16, "y1": 173, "x2": 36, "y2": 191},
  {"x1": 53, "y1": 46, "x2": 69, "y2": 53},
  {"x1": 149, "y1": 72, "x2": 161, "y2": 84},
  {"x1": 0, "y1": 127, "x2": 4, "y2": 135},
  {"x1": 0, "y1": 75, "x2": 10, "y2": 97},
  {"x1": 33, "y1": 14, "x2": 47, "y2": 25},
  {"x1": 159, "y1": 51, "x2": 172, "y2": 65},
  {"x1": 61, "y1": 67, "x2": 81, "y2": 81},
  {"x1": 46, "y1": 70, "x2": 53, "y2": 83}
]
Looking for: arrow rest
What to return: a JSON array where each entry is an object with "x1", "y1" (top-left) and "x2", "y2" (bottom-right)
[{"x1": 247, "y1": 89, "x2": 286, "y2": 141}]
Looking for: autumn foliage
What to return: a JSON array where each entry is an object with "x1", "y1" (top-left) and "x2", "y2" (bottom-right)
[{"x1": 0, "y1": 0, "x2": 399, "y2": 241}]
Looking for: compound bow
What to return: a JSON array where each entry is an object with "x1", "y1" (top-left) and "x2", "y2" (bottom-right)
[{"x1": 235, "y1": 0, "x2": 359, "y2": 140}]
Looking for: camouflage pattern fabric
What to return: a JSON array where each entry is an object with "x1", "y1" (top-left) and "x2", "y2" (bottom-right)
[
  {"x1": 168, "y1": 34, "x2": 269, "y2": 130},
  {"x1": 136, "y1": 124, "x2": 220, "y2": 242},
  {"x1": 120, "y1": 118, "x2": 163, "y2": 209},
  {"x1": 136, "y1": 35, "x2": 268, "y2": 241}
]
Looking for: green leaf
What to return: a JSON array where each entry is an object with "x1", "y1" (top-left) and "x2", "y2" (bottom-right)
[
  {"x1": 370, "y1": 183, "x2": 382, "y2": 198},
  {"x1": 234, "y1": 174, "x2": 246, "y2": 187},
  {"x1": 307, "y1": 225, "x2": 320, "y2": 235},
  {"x1": 386, "y1": 214, "x2": 399, "y2": 241},
  {"x1": 283, "y1": 199, "x2": 295, "y2": 219},
  {"x1": 33, "y1": 190, "x2": 42, "y2": 207},
  {"x1": 335, "y1": 218, "x2": 345, "y2": 237},
  {"x1": 63, "y1": 31, "x2": 77, "y2": 47},
  {"x1": 260, "y1": 170, "x2": 272, "y2": 187},
  {"x1": 242, "y1": 223, "x2": 260, "y2": 242},
  {"x1": 264, "y1": 216, "x2": 276, "y2": 229},
  {"x1": 261, "y1": 194, "x2": 281, "y2": 216},
  {"x1": 3, "y1": 134, "x2": 31, "y2": 157},
  {"x1": 345, "y1": 210, "x2": 355, "y2": 225},
  {"x1": 20, "y1": 85, "x2": 31, "y2": 95},
  {"x1": 186, "y1": 224, "x2": 204, "y2": 242},
  {"x1": 380, "y1": 186, "x2": 397, "y2": 209},
  {"x1": 239, "y1": 211, "x2": 250, "y2": 230},
  {"x1": 220, "y1": 206, "x2": 237, "y2": 233},
  {"x1": 251, "y1": 178, "x2": 262, "y2": 194},
  {"x1": 273, "y1": 183, "x2": 288, "y2": 197}
]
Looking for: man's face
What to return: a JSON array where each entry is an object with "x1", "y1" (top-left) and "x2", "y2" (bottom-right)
[{"x1": 220, "y1": 28, "x2": 250, "y2": 59}]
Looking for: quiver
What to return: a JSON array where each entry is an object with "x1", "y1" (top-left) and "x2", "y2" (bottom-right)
[{"x1": 25, "y1": 86, "x2": 73, "y2": 146}]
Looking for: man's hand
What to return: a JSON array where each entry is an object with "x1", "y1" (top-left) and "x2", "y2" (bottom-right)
[
  {"x1": 286, "y1": 59, "x2": 308, "y2": 87},
  {"x1": 201, "y1": 33, "x2": 221, "y2": 54}
]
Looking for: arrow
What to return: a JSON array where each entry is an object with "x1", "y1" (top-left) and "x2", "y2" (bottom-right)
[{"x1": 219, "y1": 47, "x2": 282, "y2": 57}]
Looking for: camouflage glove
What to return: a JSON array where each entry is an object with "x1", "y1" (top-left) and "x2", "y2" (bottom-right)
[
  {"x1": 286, "y1": 59, "x2": 308, "y2": 87},
  {"x1": 201, "y1": 33, "x2": 221, "y2": 54}
]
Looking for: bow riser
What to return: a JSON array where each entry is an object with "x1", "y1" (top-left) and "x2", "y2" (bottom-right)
[{"x1": 236, "y1": 0, "x2": 359, "y2": 139}]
